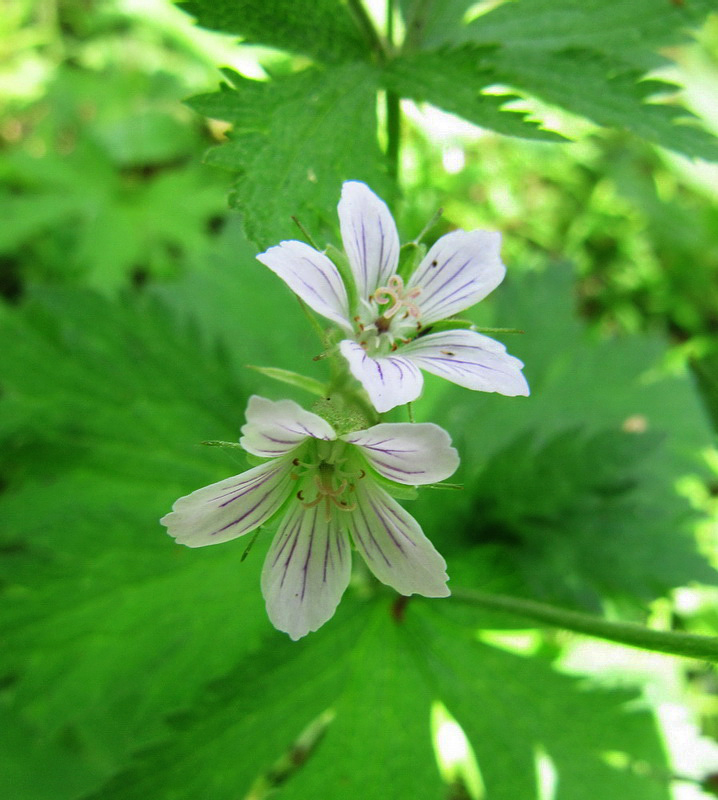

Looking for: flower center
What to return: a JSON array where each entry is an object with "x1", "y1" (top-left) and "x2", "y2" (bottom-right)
[
  {"x1": 353, "y1": 275, "x2": 423, "y2": 355},
  {"x1": 373, "y1": 275, "x2": 422, "y2": 320},
  {"x1": 291, "y1": 442, "x2": 366, "y2": 522}
]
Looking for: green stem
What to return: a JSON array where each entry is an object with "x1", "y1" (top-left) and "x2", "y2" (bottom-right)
[
  {"x1": 385, "y1": 0, "x2": 400, "y2": 182},
  {"x1": 347, "y1": 0, "x2": 387, "y2": 62},
  {"x1": 452, "y1": 589, "x2": 718, "y2": 662},
  {"x1": 386, "y1": 90, "x2": 400, "y2": 182}
]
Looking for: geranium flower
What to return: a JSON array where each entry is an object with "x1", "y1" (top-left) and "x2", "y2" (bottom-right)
[
  {"x1": 257, "y1": 181, "x2": 529, "y2": 412},
  {"x1": 161, "y1": 396, "x2": 459, "y2": 640}
]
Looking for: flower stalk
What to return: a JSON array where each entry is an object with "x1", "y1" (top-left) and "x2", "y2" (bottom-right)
[{"x1": 452, "y1": 589, "x2": 718, "y2": 662}]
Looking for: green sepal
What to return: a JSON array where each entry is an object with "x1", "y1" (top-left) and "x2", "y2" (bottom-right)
[
  {"x1": 325, "y1": 244, "x2": 358, "y2": 315},
  {"x1": 201, "y1": 440, "x2": 245, "y2": 449},
  {"x1": 417, "y1": 318, "x2": 476, "y2": 334},
  {"x1": 474, "y1": 326, "x2": 525, "y2": 335},
  {"x1": 247, "y1": 365, "x2": 327, "y2": 397},
  {"x1": 396, "y1": 241, "x2": 426, "y2": 282}
]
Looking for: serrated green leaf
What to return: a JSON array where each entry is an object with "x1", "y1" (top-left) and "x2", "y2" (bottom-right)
[
  {"x1": 84, "y1": 599, "x2": 671, "y2": 800},
  {"x1": 407, "y1": 0, "x2": 714, "y2": 71},
  {"x1": 179, "y1": 0, "x2": 367, "y2": 64},
  {"x1": 400, "y1": 0, "x2": 718, "y2": 159},
  {"x1": 460, "y1": 0, "x2": 715, "y2": 71},
  {"x1": 412, "y1": 266, "x2": 715, "y2": 609},
  {"x1": 0, "y1": 289, "x2": 276, "y2": 796},
  {"x1": 492, "y1": 49, "x2": 718, "y2": 161},
  {"x1": 383, "y1": 46, "x2": 566, "y2": 141},
  {"x1": 188, "y1": 65, "x2": 392, "y2": 249},
  {"x1": 415, "y1": 603, "x2": 671, "y2": 800},
  {"x1": 82, "y1": 601, "x2": 446, "y2": 800}
]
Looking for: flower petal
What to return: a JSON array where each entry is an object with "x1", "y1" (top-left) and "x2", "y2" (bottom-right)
[
  {"x1": 338, "y1": 181, "x2": 400, "y2": 299},
  {"x1": 339, "y1": 340, "x2": 423, "y2": 413},
  {"x1": 342, "y1": 423, "x2": 459, "y2": 485},
  {"x1": 241, "y1": 395, "x2": 336, "y2": 458},
  {"x1": 348, "y1": 479, "x2": 449, "y2": 597},
  {"x1": 408, "y1": 230, "x2": 505, "y2": 325},
  {"x1": 261, "y1": 501, "x2": 352, "y2": 640},
  {"x1": 401, "y1": 329, "x2": 530, "y2": 396},
  {"x1": 160, "y1": 459, "x2": 293, "y2": 547},
  {"x1": 256, "y1": 240, "x2": 352, "y2": 332}
]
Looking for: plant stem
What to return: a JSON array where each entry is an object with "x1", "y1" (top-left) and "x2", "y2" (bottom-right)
[
  {"x1": 386, "y1": 90, "x2": 401, "y2": 182},
  {"x1": 385, "y1": 0, "x2": 400, "y2": 182},
  {"x1": 452, "y1": 589, "x2": 718, "y2": 662},
  {"x1": 347, "y1": 0, "x2": 387, "y2": 62}
]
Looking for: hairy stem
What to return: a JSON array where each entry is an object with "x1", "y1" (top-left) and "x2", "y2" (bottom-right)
[{"x1": 452, "y1": 589, "x2": 718, "y2": 661}]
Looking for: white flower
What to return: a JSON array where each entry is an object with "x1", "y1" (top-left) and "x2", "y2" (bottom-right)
[
  {"x1": 257, "y1": 181, "x2": 529, "y2": 412},
  {"x1": 160, "y1": 396, "x2": 459, "y2": 640}
]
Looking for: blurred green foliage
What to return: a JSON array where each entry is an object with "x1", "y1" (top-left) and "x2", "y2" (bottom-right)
[{"x1": 2, "y1": 1, "x2": 718, "y2": 799}]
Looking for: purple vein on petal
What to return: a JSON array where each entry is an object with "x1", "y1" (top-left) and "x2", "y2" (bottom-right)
[
  {"x1": 369, "y1": 458, "x2": 425, "y2": 477},
  {"x1": 417, "y1": 258, "x2": 473, "y2": 314},
  {"x1": 349, "y1": 436, "x2": 419, "y2": 456},
  {"x1": 213, "y1": 466, "x2": 282, "y2": 506},
  {"x1": 414, "y1": 250, "x2": 463, "y2": 291},
  {"x1": 354, "y1": 499, "x2": 392, "y2": 567},
  {"x1": 378, "y1": 214, "x2": 385, "y2": 277},
  {"x1": 368, "y1": 497, "x2": 406, "y2": 554},
  {"x1": 299, "y1": 256, "x2": 346, "y2": 310},
  {"x1": 381, "y1": 501, "x2": 418, "y2": 546},
  {"x1": 279, "y1": 519, "x2": 302, "y2": 587},
  {"x1": 272, "y1": 510, "x2": 301, "y2": 567},
  {"x1": 300, "y1": 508, "x2": 317, "y2": 601}
]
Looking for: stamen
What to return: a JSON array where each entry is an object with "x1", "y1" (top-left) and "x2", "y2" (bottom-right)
[{"x1": 372, "y1": 275, "x2": 423, "y2": 326}]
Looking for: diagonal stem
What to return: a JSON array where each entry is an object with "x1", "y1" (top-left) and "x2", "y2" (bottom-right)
[{"x1": 452, "y1": 589, "x2": 718, "y2": 661}]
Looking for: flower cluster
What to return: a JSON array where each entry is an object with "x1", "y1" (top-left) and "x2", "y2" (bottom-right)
[{"x1": 161, "y1": 182, "x2": 528, "y2": 640}]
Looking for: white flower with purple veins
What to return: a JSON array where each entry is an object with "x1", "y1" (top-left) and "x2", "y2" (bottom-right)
[
  {"x1": 257, "y1": 181, "x2": 529, "y2": 412},
  {"x1": 161, "y1": 396, "x2": 459, "y2": 640}
]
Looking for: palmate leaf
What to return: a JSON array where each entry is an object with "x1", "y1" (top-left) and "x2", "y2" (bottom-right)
[
  {"x1": 409, "y1": 0, "x2": 715, "y2": 69},
  {"x1": 400, "y1": 0, "x2": 718, "y2": 160},
  {"x1": 0, "y1": 289, "x2": 278, "y2": 797},
  {"x1": 490, "y1": 49, "x2": 718, "y2": 161},
  {"x1": 382, "y1": 46, "x2": 566, "y2": 142},
  {"x1": 179, "y1": 0, "x2": 367, "y2": 63},
  {"x1": 188, "y1": 64, "x2": 391, "y2": 249},
  {"x1": 418, "y1": 603, "x2": 671, "y2": 800},
  {"x1": 413, "y1": 266, "x2": 716, "y2": 609},
  {"x1": 86, "y1": 600, "x2": 671, "y2": 800},
  {"x1": 459, "y1": 0, "x2": 716, "y2": 70},
  {"x1": 461, "y1": 426, "x2": 712, "y2": 609}
]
